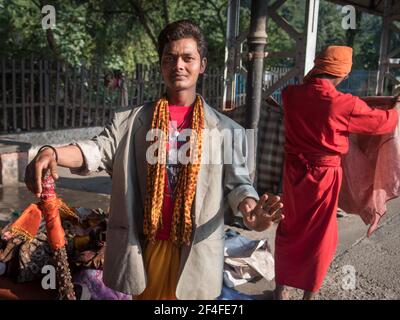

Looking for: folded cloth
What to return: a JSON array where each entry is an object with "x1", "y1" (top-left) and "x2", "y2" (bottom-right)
[{"x1": 0, "y1": 206, "x2": 108, "y2": 283}]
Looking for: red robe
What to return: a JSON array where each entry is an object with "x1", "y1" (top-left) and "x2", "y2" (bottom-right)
[{"x1": 275, "y1": 78, "x2": 398, "y2": 292}]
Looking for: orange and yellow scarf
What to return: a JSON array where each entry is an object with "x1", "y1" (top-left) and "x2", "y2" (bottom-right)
[{"x1": 143, "y1": 95, "x2": 204, "y2": 246}]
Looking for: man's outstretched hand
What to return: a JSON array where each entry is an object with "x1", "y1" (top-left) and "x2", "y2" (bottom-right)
[{"x1": 239, "y1": 193, "x2": 284, "y2": 232}]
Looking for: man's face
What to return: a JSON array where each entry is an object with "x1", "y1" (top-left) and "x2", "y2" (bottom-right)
[{"x1": 161, "y1": 37, "x2": 207, "y2": 92}]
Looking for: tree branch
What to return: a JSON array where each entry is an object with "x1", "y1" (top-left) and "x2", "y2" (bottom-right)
[
  {"x1": 130, "y1": 0, "x2": 158, "y2": 50},
  {"x1": 162, "y1": 0, "x2": 170, "y2": 25},
  {"x1": 203, "y1": 0, "x2": 227, "y2": 36},
  {"x1": 345, "y1": 10, "x2": 362, "y2": 47},
  {"x1": 35, "y1": 0, "x2": 64, "y2": 62},
  {"x1": 45, "y1": 29, "x2": 62, "y2": 59},
  {"x1": 30, "y1": 0, "x2": 41, "y2": 9}
]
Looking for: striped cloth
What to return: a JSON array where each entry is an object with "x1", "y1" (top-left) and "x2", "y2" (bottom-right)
[{"x1": 223, "y1": 104, "x2": 285, "y2": 195}]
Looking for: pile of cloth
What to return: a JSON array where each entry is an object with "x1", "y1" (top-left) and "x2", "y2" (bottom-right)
[
  {"x1": 0, "y1": 206, "x2": 130, "y2": 300},
  {"x1": 221, "y1": 229, "x2": 274, "y2": 296},
  {"x1": 1, "y1": 208, "x2": 273, "y2": 300}
]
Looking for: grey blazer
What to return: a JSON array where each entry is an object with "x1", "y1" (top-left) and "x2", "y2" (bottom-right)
[{"x1": 71, "y1": 97, "x2": 259, "y2": 299}]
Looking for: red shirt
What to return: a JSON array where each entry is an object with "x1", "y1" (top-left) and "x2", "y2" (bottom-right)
[{"x1": 156, "y1": 105, "x2": 193, "y2": 240}]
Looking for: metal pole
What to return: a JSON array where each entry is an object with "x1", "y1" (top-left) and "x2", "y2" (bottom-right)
[
  {"x1": 223, "y1": 0, "x2": 240, "y2": 110},
  {"x1": 245, "y1": 0, "x2": 268, "y2": 180},
  {"x1": 376, "y1": 0, "x2": 391, "y2": 95},
  {"x1": 303, "y1": 0, "x2": 320, "y2": 76}
]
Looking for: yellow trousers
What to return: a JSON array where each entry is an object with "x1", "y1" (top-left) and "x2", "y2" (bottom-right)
[{"x1": 134, "y1": 240, "x2": 180, "y2": 300}]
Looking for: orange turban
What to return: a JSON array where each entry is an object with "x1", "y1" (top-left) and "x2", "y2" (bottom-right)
[{"x1": 304, "y1": 45, "x2": 353, "y2": 81}]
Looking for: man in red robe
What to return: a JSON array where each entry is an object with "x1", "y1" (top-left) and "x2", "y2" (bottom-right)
[{"x1": 274, "y1": 45, "x2": 399, "y2": 300}]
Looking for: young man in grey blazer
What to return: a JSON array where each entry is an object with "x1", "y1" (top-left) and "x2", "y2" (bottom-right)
[{"x1": 25, "y1": 20, "x2": 283, "y2": 300}]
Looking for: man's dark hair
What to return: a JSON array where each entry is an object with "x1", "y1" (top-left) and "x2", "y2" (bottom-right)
[{"x1": 157, "y1": 19, "x2": 208, "y2": 61}]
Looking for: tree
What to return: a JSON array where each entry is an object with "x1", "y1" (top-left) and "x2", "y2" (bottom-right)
[
  {"x1": 0, "y1": 0, "x2": 231, "y2": 69},
  {"x1": 0, "y1": 0, "x2": 384, "y2": 73}
]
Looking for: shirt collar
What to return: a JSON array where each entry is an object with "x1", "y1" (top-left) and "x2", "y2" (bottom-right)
[{"x1": 304, "y1": 77, "x2": 336, "y2": 90}]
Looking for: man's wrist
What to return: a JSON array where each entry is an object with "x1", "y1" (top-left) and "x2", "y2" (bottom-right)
[
  {"x1": 238, "y1": 197, "x2": 257, "y2": 215},
  {"x1": 37, "y1": 145, "x2": 59, "y2": 163}
]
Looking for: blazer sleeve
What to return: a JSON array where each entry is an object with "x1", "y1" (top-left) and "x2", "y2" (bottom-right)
[
  {"x1": 69, "y1": 111, "x2": 121, "y2": 176},
  {"x1": 224, "y1": 126, "x2": 260, "y2": 217}
]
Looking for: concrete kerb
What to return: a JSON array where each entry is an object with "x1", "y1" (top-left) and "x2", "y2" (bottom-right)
[
  {"x1": 0, "y1": 126, "x2": 103, "y2": 161},
  {"x1": 0, "y1": 127, "x2": 103, "y2": 185}
]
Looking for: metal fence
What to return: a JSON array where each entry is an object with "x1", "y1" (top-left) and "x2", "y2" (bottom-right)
[
  {"x1": 337, "y1": 70, "x2": 378, "y2": 96},
  {"x1": 0, "y1": 57, "x2": 379, "y2": 134},
  {"x1": 262, "y1": 67, "x2": 378, "y2": 104},
  {"x1": 0, "y1": 58, "x2": 224, "y2": 134}
]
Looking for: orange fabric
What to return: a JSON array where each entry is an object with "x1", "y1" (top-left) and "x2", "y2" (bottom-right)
[
  {"x1": 9, "y1": 204, "x2": 42, "y2": 240},
  {"x1": 134, "y1": 240, "x2": 180, "y2": 300},
  {"x1": 41, "y1": 198, "x2": 66, "y2": 249},
  {"x1": 304, "y1": 45, "x2": 353, "y2": 81},
  {"x1": 9, "y1": 198, "x2": 66, "y2": 250}
]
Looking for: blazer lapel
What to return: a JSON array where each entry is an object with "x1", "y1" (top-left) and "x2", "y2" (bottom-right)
[
  {"x1": 194, "y1": 100, "x2": 220, "y2": 225},
  {"x1": 134, "y1": 103, "x2": 155, "y2": 206}
]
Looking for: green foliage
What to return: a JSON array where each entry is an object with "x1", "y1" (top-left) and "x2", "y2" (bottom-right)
[
  {"x1": 52, "y1": 2, "x2": 96, "y2": 66},
  {"x1": 353, "y1": 13, "x2": 381, "y2": 70},
  {"x1": 316, "y1": 1, "x2": 347, "y2": 51},
  {"x1": 0, "y1": 0, "x2": 230, "y2": 70},
  {"x1": 316, "y1": 1, "x2": 382, "y2": 70},
  {"x1": 0, "y1": 0, "x2": 50, "y2": 57},
  {"x1": 0, "y1": 0, "x2": 386, "y2": 72}
]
